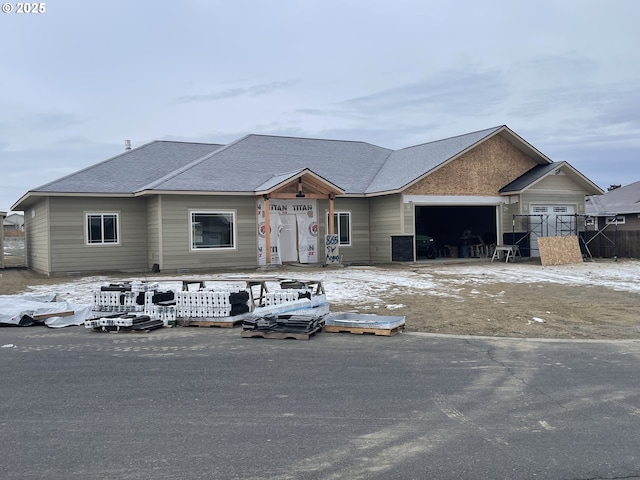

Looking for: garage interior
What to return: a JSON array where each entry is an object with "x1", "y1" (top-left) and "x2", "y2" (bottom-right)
[{"x1": 415, "y1": 205, "x2": 498, "y2": 259}]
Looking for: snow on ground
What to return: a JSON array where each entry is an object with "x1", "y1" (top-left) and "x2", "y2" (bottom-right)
[{"x1": 21, "y1": 259, "x2": 640, "y2": 308}]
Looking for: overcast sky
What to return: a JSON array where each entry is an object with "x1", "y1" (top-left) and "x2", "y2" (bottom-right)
[{"x1": 2, "y1": 0, "x2": 639, "y2": 212}]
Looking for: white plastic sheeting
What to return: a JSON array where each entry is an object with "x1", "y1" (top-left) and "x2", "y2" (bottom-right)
[{"x1": 0, "y1": 293, "x2": 93, "y2": 328}]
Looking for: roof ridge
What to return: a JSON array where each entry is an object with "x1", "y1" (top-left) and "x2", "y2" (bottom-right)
[
  {"x1": 136, "y1": 136, "x2": 248, "y2": 192},
  {"x1": 245, "y1": 133, "x2": 382, "y2": 147},
  {"x1": 394, "y1": 126, "x2": 504, "y2": 152},
  {"x1": 154, "y1": 139, "x2": 223, "y2": 146}
]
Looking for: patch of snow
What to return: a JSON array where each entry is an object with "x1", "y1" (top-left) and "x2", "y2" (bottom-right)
[{"x1": 18, "y1": 260, "x2": 640, "y2": 309}]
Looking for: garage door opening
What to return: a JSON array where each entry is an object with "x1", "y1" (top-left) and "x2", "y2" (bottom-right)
[{"x1": 415, "y1": 206, "x2": 497, "y2": 259}]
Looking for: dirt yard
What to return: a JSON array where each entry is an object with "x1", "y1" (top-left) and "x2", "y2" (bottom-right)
[{"x1": 2, "y1": 254, "x2": 640, "y2": 340}]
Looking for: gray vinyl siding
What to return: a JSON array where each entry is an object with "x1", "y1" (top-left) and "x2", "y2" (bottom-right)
[
  {"x1": 159, "y1": 195, "x2": 257, "y2": 271},
  {"x1": 25, "y1": 199, "x2": 51, "y2": 274},
  {"x1": 318, "y1": 197, "x2": 371, "y2": 264},
  {"x1": 48, "y1": 197, "x2": 148, "y2": 274},
  {"x1": 591, "y1": 214, "x2": 640, "y2": 232},
  {"x1": 370, "y1": 194, "x2": 403, "y2": 263},
  {"x1": 613, "y1": 214, "x2": 640, "y2": 232}
]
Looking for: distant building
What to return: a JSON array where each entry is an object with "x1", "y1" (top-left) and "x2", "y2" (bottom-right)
[
  {"x1": 3, "y1": 212, "x2": 24, "y2": 232},
  {"x1": 0, "y1": 210, "x2": 5, "y2": 269}
]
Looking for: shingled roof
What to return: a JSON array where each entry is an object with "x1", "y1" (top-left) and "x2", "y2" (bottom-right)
[
  {"x1": 14, "y1": 125, "x2": 585, "y2": 209},
  {"x1": 586, "y1": 180, "x2": 640, "y2": 215}
]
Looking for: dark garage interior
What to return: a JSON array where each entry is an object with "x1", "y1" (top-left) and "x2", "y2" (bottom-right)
[{"x1": 415, "y1": 205, "x2": 497, "y2": 259}]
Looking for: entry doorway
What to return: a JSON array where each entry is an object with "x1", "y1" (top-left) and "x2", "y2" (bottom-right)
[{"x1": 278, "y1": 215, "x2": 299, "y2": 263}]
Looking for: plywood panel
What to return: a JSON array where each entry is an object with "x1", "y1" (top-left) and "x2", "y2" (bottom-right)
[
  {"x1": 538, "y1": 236, "x2": 583, "y2": 266},
  {"x1": 403, "y1": 135, "x2": 538, "y2": 196}
]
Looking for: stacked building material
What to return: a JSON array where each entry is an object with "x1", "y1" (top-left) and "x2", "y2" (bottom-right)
[
  {"x1": 324, "y1": 313, "x2": 405, "y2": 336},
  {"x1": 85, "y1": 314, "x2": 165, "y2": 332},
  {"x1": 242, "y1": 313, "x2": 324, "y2": 334},
  {"x1": 175, "y1": 289, "x2": 250, "y2": 319},
  {"x1": 91, "y1": 282, "x2": 176, "y2": 327}
]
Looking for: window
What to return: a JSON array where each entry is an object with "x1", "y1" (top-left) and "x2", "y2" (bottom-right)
[
  {"x1": 86, "y1": 213, "x2": 119, "y2": 245},
  {"x1": 327, "y1": 211, "x2": 351, "y2": 246},
  {"x1": 606, "y1": 215, "x2": 625, "y2": 225},
  {"x1": 190, "y1": 211, "x2": 235, "y2": 250}
]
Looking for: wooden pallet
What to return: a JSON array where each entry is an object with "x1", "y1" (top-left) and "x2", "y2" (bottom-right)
[
  {"x1": 241, "y1": 326, "x2": 322, "y2": 340},
  {"x1": 178, "y1": 318, "x2": 243, "y2": 328},
  {"x1": 324, "y1": 325, "x2": 404, "y2": 336}
]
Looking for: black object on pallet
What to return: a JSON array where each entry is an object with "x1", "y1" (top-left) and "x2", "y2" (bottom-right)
[
  {"x1": 242, "y1": 314, "x2": 323, "y2": 334},
  {"x1": 100, "y1": 284, "x2": 132, "y2": 292},
  {"x1": 229, "y1": 291, "x2": 250, "y2": 305},
  {"x1": 131, "y1": 319, "x2": 165, "y2": 331}
]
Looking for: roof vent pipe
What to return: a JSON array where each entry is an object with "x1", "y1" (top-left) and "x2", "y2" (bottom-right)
[{"x1": 124, "y1": 139, "x2": 132, "y2": 151}]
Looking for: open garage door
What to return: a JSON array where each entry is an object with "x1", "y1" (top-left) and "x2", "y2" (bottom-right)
[{"x1": 415, "y1": 205, "x2": 498, "y2": 259}]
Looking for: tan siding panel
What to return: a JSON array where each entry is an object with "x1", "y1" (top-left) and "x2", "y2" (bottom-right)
[
  {"x1": 160, "y1": 196, "x2": 258, "y2": 271},
  {"x1": 147, "y1": 196, "x2": 160, "y2": 269},
  {"x1": 370, "y1": 194, "x2": 402, "y2": 263},
  {"x1": 25, "y1": 199, "x2": 50, "y2": 274},
  {"x1": 318, "y1": 198, "x2": 371, "y2": 264},
  {"x1": 528, "y1": 174, "x2": 586, "y2": 192},
  {"x1": 48, "y1": 197, "x2": 148, "y2": 273}
]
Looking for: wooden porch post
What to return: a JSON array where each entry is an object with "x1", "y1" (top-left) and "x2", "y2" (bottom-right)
[{"x1": 263, "y1": 195, "x2": 271, "y2": 264}]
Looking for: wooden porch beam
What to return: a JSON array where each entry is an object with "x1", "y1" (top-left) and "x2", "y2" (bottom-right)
[{"x1": 269, "y1": 193, "x2": 333, "y2": 199}]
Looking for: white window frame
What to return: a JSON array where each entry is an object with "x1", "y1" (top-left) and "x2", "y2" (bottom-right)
[
  {"x1": 85, "y1": 212, "x2": 120, "y2": 246},
  {"x1": 326, "y1": 211, "x2": 352, "y2": 246},
  {"x1": 190, "y1": 210, "x2": 237, "y2": 251},
  {"x1": 606, "y1": 215, "x2": 625, "y2": 225}
]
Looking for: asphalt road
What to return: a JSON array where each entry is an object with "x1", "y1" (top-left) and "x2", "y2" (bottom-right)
[{"x1": 1, "y1": 326, "x2": 639, "y2": 480}]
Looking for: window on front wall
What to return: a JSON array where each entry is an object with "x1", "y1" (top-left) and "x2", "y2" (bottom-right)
[
  {"x1": 190, "y1": 211, "x2": 235, "y2": 250},
  {"x1": 86, "y1": 213, "x2": 119, "y2": 245},
  {"x1": 327, "y1": 211, "x2": 351, "y2": 246}
]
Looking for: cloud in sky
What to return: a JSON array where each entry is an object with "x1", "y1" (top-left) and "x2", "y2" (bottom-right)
[{"x1": 1, "y1": 0, "x2": 639, "y2": 211}]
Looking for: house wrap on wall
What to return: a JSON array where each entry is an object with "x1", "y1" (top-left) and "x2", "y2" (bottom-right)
[{"x1": 11, "y1": 125, "x2": 603, "y2": 276}]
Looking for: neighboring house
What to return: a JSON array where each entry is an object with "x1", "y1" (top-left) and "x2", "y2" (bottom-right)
[
  {"x1": 11, "y1": 126, "x2": 603, "y2": 276},
  {"x1": 585, "y1": 180, "x2": 640, "y2": 257},
  {"x1": 0, "y1": 210, "x2": 5, "y2": 269},
  {"x1": 3, "y1": 212, "x2": 24, "y2": 232}
]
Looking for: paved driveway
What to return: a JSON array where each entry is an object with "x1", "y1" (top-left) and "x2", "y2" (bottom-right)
[{"x1": 1, "y1": 327, "x2": 639, "y2": 479}]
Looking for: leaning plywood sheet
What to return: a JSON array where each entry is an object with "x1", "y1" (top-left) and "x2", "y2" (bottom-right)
[{"x1": 537, "y1": 236, "x2": 583, "y2": 266}]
